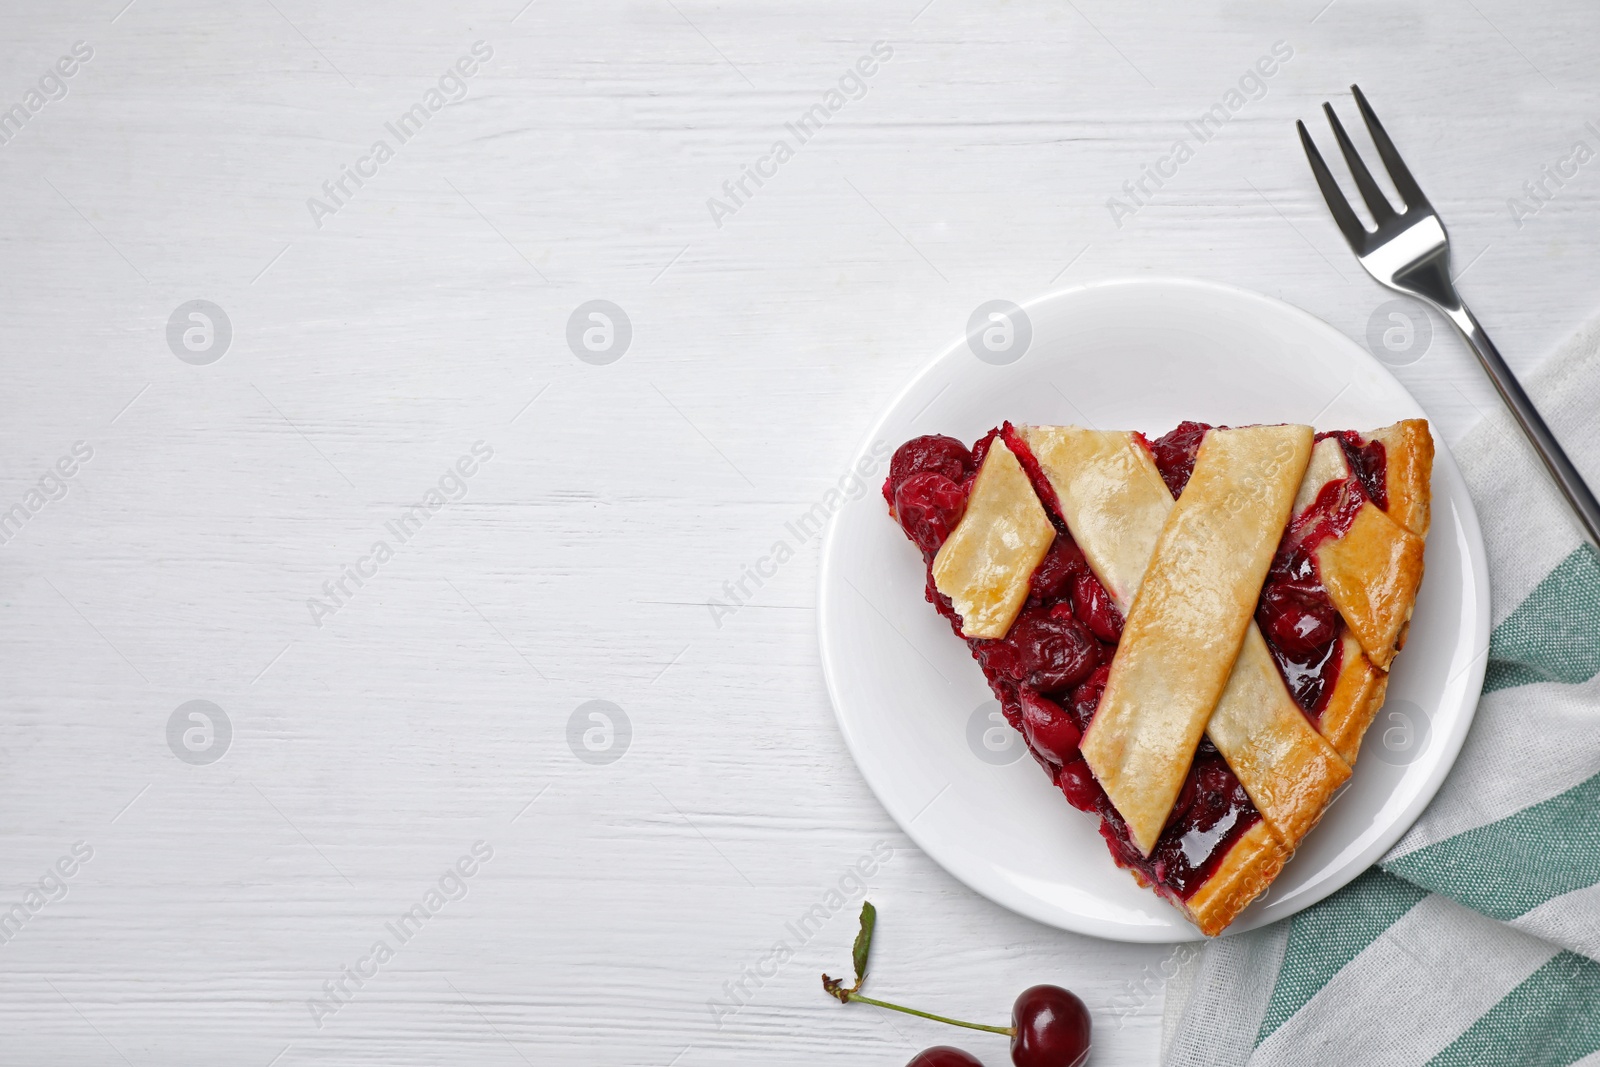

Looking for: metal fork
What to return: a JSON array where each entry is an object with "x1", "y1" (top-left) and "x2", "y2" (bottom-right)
[{"x1": 1298, "y1": 84, "x2": 1600, "y2": 548}]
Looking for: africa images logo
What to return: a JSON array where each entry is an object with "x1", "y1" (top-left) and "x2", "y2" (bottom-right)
[
  {"x1": 1105, "y1": 40, "x2": 1293, "y2": 228},
  {"x1": 705, "y1": 42, "x2": 894, "y2": 228},
  {"x1": 705, "y1": 440, "x2": 891, "y2": 629},
  {"x1": 166, "y1": 300, "x2": 232, "y2": 365},
  {"x1": 305, "y1": 42, "x2": 494, "y2": 229},
  {"x1": 306, "y1": 442, "x2": 494, "y2": 627},
  {"x1": 0, "y1": 40, "x2": 93, "y2": 148},
  {"x1": 306, "y1": 841, "x2": 494, "y2": 1028},
  {"x1": 0, "y1": 441, "x2": 93, "y2": 546},
  {"x1": 167, "y1": 700, "x2": 232, "y2": 766}
]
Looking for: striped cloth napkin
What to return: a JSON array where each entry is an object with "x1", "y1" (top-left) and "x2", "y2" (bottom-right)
[{"x1": 1161, "y1": 317, "x2": 1600, "y2": 1067}]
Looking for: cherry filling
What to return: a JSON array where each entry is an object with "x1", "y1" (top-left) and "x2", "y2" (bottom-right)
[
  {"x1": 886, "y1": 428, "x2": 1261, "y2": 905},
  {"x1": 883, "y1": 434, "x2": 975, "y2": 506},
  {"x1": 1095, "y1": 741, "x2": 1258, "y2": 899},
  {"x1": 1254, "y1": 468, "x2": 1376, "y2": 721},
  {"x1": 893, "y1": 472, "x2": 968, "y2": 556},
  {"x1": 1147, "y1": 420, "x2": 1215, "y2": 498},
  {"x1": 1256, "y1": 539, "x2": 1344, "y2": 718},
  {"x1": 1321, "y1": 429, "x2": 1388, "y2": 510},
  {"x1": 1005, "y1": 604, "x2": 1104, "y2": 693},
  {"x1": 1019, "y1": 688, "x2": 1082, "y2": 766},
  {"x1": 884, "y1": 434, "x2": 979, "y2": 558}
]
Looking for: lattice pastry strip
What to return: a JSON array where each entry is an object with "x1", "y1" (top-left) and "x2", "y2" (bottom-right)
[{"x1": 885, "y1": 418, "x2": 1433, "y2": 933}]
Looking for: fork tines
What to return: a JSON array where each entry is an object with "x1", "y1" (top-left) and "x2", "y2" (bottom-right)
[{"x1": 1297, "y1": 84, "x2": 1431, "y2": 250}]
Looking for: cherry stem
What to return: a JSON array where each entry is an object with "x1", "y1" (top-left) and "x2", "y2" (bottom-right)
[{"x1": 837, "y1": 990, "x2": 1014, "y2": 1036}]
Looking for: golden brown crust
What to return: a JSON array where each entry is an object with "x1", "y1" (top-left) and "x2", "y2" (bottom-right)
[
  {"x1": 931, "y1": 440, "x2": 1056, "y2": 639},
  {"x1": 1082, "y1": 424, "x2": 1314, "y2": 855},
  {"x1": 1026, "y1": 424, "x2": 1350, "y2": 852},
  {"x1": 1368, "y1": 419, "x2": 1434, "y2": 538},
  {"x1": 1317, "y1": 634, "x2": 1390, "y2": 765},
  {"x1": 1180, "y1": 820, "x2": 1290, "y2": 937},
  {"x1": 920, "y1": 420, "x2": 1433, "y2": 936},
  {"x1": 1314, "y1": 502, "x2": 1426, "y2": 670},
  {"x1": 1208, "y1": 626, "x2": 1351, "y2": 847}
]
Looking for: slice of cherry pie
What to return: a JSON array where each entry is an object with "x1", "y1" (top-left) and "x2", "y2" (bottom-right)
[{"x1": 884, "y1": 418, "x2": 1432, "y2": 935}]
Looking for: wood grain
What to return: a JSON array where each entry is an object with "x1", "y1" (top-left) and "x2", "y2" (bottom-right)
[{"x1": 1, "y1": 0, "x2": 1598, "y2": 1062}]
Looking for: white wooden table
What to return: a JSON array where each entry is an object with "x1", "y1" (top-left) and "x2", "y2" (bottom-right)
[{"x1": 2, "y1": 2, "x2": 1597, "y2": 1063}]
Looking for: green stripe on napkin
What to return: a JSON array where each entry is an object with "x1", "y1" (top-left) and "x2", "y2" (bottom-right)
[
  {"x1": 1255, "y1": 868, "x2": 1428, "y2": 1044},
  {"x1": 1426, "y1": 951, "x2": 1600, "y2": 1067},
  {"x1": 1484, "y1": 545, "x2": 1600, "y2": 694},
  {"x1": 1383, "y1": 772, "x2": 1600, "y2": 921}
]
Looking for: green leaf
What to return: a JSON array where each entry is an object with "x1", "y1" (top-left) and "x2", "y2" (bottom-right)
[{"x1": 851, "y1": 901, "x2": 877, "y2": 987}]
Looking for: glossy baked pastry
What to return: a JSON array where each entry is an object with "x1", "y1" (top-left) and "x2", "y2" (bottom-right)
[{"x1": 884, "y1": 419, "x2": 1432, "y2": 934}]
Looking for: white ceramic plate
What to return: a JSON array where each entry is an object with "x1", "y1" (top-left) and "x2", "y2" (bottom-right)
[{"x1": 818, "y1": 277, "x2": 1490, "y2": 942}]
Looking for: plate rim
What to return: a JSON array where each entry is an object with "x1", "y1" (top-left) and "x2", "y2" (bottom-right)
[{"x1": 817, "y1": 274, "x2": 1491, "y2": 942}]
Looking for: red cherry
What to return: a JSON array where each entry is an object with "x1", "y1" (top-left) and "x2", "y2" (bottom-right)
[
  {"x1": 824, "y1": 907, "x2": 1089, "y2": 1067},
  {"x1": 1066, "y1": 664, "x2": 1110, "y2": 732},
  {"x1": 1148, "y1": 421, "x2": 1212, "y2": 499},
  {"x1": 1341, "y1": 433, "x2": 1389, "y2": 508},
  {"x1": 1069, "y1": 570, "x2": 1123, "y2": 643},
  {"x1": 974, "y1": 640, "x2": 1023, "y2": 683},
  {"x1": 1019, "y1": 689, "x2": 1081, "y2": 766},
  {"x1": 1056, "y1": 759, "x2": 1102, "y2": 812},
  {"x1": 1191, "y1": 742, "x2": 1240, "y2": 799},
  {"x1": 906, "y1": 1047, "x2": 984, "y2": 1067},
  {"x1": 1027, "y1": 538, "x2": 1087, "y2": 603},
  {"x1": 1010, "y1": 985, "x2": 1091, "y2": 1067},
  {"x1": 886, "y1": 435, "x2": 975, "y2": 505},
  {"x1": 1009, "y1": 605, "x2": 1100, "y2": 694},
  {"x1": 1256, "y1": 583, "x2": 1337, "y2": 659},
  {"x1": 895, "y1": 472, "x2": 968, "y2": 555},
  {"x1": 1266, "y1": 545, "x2": 1320, "y2": 593}
]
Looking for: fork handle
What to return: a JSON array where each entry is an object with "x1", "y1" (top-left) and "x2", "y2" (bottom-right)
[{"x1": 1445, "y1": 302, "x2": 1600, "y2": 549}]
